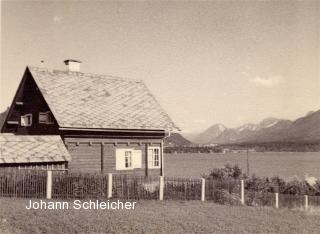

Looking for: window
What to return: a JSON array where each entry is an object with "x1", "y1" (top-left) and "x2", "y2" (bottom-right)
[
  {"x1": 116, "y1": 148, "x2": 142, "y2": 170},
  {"x1": 148, "y1": 147, "x2": 161, "y2": 168},
  {"x1": 124, "y1": 150, "x2": 132, "y2": 168},
  {"x1": 21, "y1": 114, "x2": 32, "y2": 126},
  {"x1": 39, "y1": 111, "x2": 54, "y2": 124}
]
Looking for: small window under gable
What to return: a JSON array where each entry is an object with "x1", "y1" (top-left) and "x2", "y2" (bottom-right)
[
  {"x1": 148, "y1": 146, "x2": 161, "y2": 169},
  {"x1": 116, "y1": 148, "x2": 142, "y2": 170},
  {"x1": 21, "y1": 114, "x2": 32, "y2": 127},
  {"x1": 39, "y1": 111, "x2": 54, "y2": 124}
]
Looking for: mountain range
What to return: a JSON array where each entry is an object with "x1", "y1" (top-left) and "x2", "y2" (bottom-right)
[
  {"x1": 164, "y1": 132, "x2": 193, "y2": 146},
  {"x1": 193, "y1": 110, "x2": 320, "y2": 145}
]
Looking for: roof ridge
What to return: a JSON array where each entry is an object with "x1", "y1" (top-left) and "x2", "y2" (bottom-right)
[{"x1": 28, "y1": 66, "x2": 143, "y2": 83}]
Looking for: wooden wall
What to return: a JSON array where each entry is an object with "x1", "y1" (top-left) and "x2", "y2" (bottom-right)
[
  {"x1": 2, "y1": 70, "x2": 59, "y2": 135},
  {"x1": 65, "y1": 138, "x2": 162, "y2": 176}
]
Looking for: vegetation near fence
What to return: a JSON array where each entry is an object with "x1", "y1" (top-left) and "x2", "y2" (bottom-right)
[
  {"x1": 1, "y1": 166, "x2": 320, "y2": 209},
  {"x1": 164, "y1": 177, "x2": 202, "y2": 200},
  {"x1": 203, "y1": 164, "x2": 320, "y2": 207},
  {"x1": 206, "y1": 179, "x2": 241, "y2": 205},
  {"x1": 112, "y1": 174, "x2": 159, "y2": 200}
]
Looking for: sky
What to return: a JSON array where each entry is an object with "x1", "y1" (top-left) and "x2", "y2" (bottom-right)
[{"x1": 1, "y1": 1, "x2": 319, "y2": 133}]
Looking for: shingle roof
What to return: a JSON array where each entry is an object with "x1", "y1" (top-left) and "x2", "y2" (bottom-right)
[
  {"x1": 28, "y1": 66, "x2": 179, "y2": 131},
  {"x1": 0, "y1": 134, "x2": 71, "y2": 164}
]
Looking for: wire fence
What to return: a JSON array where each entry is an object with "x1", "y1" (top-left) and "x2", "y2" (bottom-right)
[
  {"x1": 164, "y1": 177, "x2": 202, "y2": 200},
  {"x1": 309, "y1": 195, "x2": 320, "y2": 206},
  {"x1": 245, "y1": 191, "x2": 275, "y2": 207},
  {"x1": 1, "y1": 170, "x2": 320, "y2": 209},
  {"x1": 206, "y1": 179, "x2": 241, "y2": 204},
  {"x1": 112, "y1": 174, "x2": 159, "y2": 200}
]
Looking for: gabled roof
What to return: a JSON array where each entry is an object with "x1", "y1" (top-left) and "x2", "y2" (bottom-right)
[
  {"x1": 27, "y1": 66, "x2": 179, "y2": 131},
  {"x1": 0, "y1": 134, "x2": 71, "y2": 164}
]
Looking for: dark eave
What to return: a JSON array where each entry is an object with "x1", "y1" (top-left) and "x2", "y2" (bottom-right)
[{"x1": 59, "y1": 127, "x2": 166, "y2": 133}]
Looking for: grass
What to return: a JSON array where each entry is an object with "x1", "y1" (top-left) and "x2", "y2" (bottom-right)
[
  {"x1": 1, "y1": 198, "x2": 320, "y2": 234},
  {"x1": 164, "y1": 152, "x2": 320, "y2": 179}
]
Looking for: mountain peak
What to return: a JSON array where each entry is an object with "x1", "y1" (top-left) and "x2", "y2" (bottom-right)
[
  {"x1": 259, "y1": 117, "x2": 281, "y2": 129},
  {"x1": 306, "y1": 110, "x2": 315, "y2": 117},
  {"x1": 193, "y1": 123, "x2": 227, "y2": 144},
  {"x1": 237, "y1": 123, "x2": 258, "y2": 132},
  {"x1": 214, "y1": 124, "x2": 227, "y2": 132}
]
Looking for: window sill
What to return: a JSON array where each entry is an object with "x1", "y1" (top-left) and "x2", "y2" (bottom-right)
[{"x1": 116, "y1": 168, "x2": 135, "y2": 171}]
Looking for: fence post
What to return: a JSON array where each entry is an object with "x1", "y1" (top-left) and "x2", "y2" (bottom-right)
[
  {"x1": 46, "y1": 170, "x2": 52, "y2": 199},
  {"x1": 108, "y1": 173, "x2": 113, "y2": 198},
  {"x1": 201, "y1": 178, "x2": 205, "y2": 201},
  {"x1": 305, "y1": 195, "x2": 308, "y2": 210},
  {"x1": 159, "y1": 176, "x2": 164, "y2": 201},
  {"x1": 240, "y1": 180, "x2": 245, "y2": 205},
  {"x1": 275, "y1": 193, "x2": 279, "y2": 209}
]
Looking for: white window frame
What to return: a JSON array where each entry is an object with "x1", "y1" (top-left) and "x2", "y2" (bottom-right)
[
  {"x1": 21, "y1": 114, "x2": 32, "y2": 127},
  {"x1": 116, "y1": 148, "x2": 142, "y2": 170},
  {"x1": 148, "y1": 146, "x2": 161, "y2": 169},
  {"x1": 39, "y1": 111, "x2": 54, "y2": 124}
]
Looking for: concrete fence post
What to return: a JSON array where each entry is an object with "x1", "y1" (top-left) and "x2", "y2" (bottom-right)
[
  {"x1": 275, "y1": 193, "x2": 279, "y2": 209},
  {"x1": 240, "y1": 180, "x2": 245, "y2": 205},
  {"x1": 201, "y1": 178, "x2": 205, "y2": 201},
  {"x1": 108, "y1": 173, "x2": 113, "y2": 198},
  {"x1": 46, "y1": 170, "x2": 52, "y2": 199},
  {"x1": 159, "y1": 176, "x2": 164, "y2": 201},
  {"x1": 305, "y1": 195, "x2": 308, "y2": 210}
]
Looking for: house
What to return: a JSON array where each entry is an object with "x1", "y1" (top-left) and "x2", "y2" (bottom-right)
[{"x1": 1, "y1": 60, "x2": 179, "y2": 176}]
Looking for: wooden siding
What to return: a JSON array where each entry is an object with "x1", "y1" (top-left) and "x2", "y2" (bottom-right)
[
  {"x1": 67, "y1": 143, "x2": 101, "y2": 172},
  {"x1": 2, "y1": 70, "x2": 59, "y2": 135},
  {"x1": 65, "y1": 138, "x2": 162, "y2": 176}
]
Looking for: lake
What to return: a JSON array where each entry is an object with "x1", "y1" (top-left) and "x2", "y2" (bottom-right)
[{"x1": 164, "y1": 152, "x2": 320, "y2": 180}]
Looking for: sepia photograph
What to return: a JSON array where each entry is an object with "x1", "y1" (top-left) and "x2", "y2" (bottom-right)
[{"x1": 0, "y1": 0, "x2": 319, "y2": 233}]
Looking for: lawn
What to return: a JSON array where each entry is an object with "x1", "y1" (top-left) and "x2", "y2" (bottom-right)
[
  {"x1": 164, "y1": 152, "x2": 320, "y2": 179},
  {"x1": 1, "y1": 198, "x2": 320, "y2": 234}
]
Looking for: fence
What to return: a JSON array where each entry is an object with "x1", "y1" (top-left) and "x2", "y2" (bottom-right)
[
  {"x1": 52, "y1": 172, "x2": 109, "y2": 199},
  {"x1": 1, "y1": 170, "x2": 320, "y2": 209},
  {"x1": 0, "y1": 170, "x2": 47, "y2": 198},
  {"x1": 112, "y1": 174, "x2": 159, "y2": 200}
]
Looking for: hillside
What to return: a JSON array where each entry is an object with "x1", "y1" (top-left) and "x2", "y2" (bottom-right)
[
  {"x1": 164, "y1": 132, "x2": 193, "y2": 147},
  {"x1": 286, "y1": 110, "x2": 320, "y2": 141},
  {"x1": 194, "y1": 109, "x2": 320, "y2": 145},
  {"x1": 193, "y1": 124, "x2": 226, "y2": 144},
  {"x1": 0, "y1": 108, "x2": 9, "y2": 130}
]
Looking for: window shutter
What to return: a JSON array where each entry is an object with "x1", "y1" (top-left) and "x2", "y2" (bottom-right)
[
  {"x1": 132, "y1": 150, "x2": 142, "y2": 168},
  {"x1": 147, "y1": 148, "x2": 153, "y2": 166},
  {"x1": 116, "y1": 149, "x2": 125, "y2": 170},
  {"x1": 21, "y1": 116, "x2": 26, "y2": 126}
]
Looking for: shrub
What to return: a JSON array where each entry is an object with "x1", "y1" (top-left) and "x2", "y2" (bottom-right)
[
  {"x1": 206, "y1": 164, "x2": 243, "y2": 180},
  {"x1": 205, "y1": 165, "x2": 320, "y2": 197}
]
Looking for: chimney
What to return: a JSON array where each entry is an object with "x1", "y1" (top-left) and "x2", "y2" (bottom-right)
[{"x1": 64, "y1": 59, "x2": 82, "y2": 72}]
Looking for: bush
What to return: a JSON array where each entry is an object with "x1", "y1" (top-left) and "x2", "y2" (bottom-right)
[
  {"x1": 205, "y1": 165, "x2": 320, "y2": 196},
  {"x1": 206, "y1": 164, "x2": 243, "y2": 180}
]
